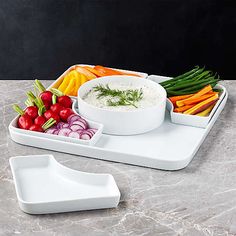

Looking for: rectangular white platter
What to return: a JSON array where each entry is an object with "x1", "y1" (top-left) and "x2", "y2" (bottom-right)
[{"x1": 9, "y1": 75, "x2": 228, "y2": 170}]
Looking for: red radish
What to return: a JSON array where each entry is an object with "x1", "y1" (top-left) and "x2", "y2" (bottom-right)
[
  {"x1": 68, "y1": 131, "x2": 81, "y2": 139},
  {"x1": 58, "y1": 128, "x2": 71, "y2": 136},
  {"x1": 29, "y1": 124, "x2": 43, "y2": 132},
  {"x1": 80, "y1": 131, "x2": 92, "y2": 140},
  {"x1": 43, "y1": 100, "x2": 51, "y2": 110},
  {"x1": 58, "y1": 95, "x2": 72, "y2": 108},
  {"x1": 13, "y1": 104, "x2": 33, "y2": 130},
  {"x1": 59, "y1": 108, "x2": 74, "y2": 121},
  {"x1": 71, "y1": 120, "x2": 87, "y2": 129},
  {"x1": 70, "y1": 124, "x2": 84, "y2": 131},
  {"x1": 67, "y1": 114, "x2": 81, "y2": 123},
  {"x1": 34, "y1": 80, "x2": 53, "y2": 105},
  {"x1": 34, "y1": 116, "x2": 46, "y2": 126},
  {"x1": 24, "y1": 106, "x2": 38, "y2": 119},
  {"x1": 44, "y1": 110, "x2": 60, "y2": 123},
  {"x1": 45, "y1": 127, "x2": 57, "y2": 134},
  {"x1": 50, "y1": 103, "x2": 64, "y2": 114}
]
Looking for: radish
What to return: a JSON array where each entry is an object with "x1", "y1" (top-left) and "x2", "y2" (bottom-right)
[
  {"x1": 34, "y1": 116, "x2": 46, "y2": 126},
  {"x1": 58, "y1": 96, "x2": 72, "y2": 108},
  {"x1": 67, "y1": 114, "x2": 81, "y2": 123},
  {"x1": 59, "y1": 108, "x2": 74, "y2": 121},
  {"x1": 70, "y1": 124, "x2": 84, "y2": 131},
  {"x1": 45, "y1": 127, "x2": 57, "y2": 134},
  {"x1": 29, "y1": 124, "x2": 43, "y2": 132},
  {"x1": 57, "y1": 122, "x2": 66, "y2": 129},
  {"x1": 50, "y1": 103, "x2": 64, "y2": 114},
  {"x1": 44, "y1": 110, "x2": 60, "y2": 123},
  {"x1": 34, "y1": 80, "x2": 53, "y2": 105},
  {"x1": 13, "y1": 104, "x2": 33, "y2": 130},
  {"x1": 58, "y1": 128, "x2": 71, "y2": 136},
  {"x1": 71, "y1": 120, "x2": 87, "y2": 129},
  {"x1": 24, "y1": 106, "x2": 38, "y2": 119},
  {"x1": 68, "y1": 131, "x2": 81, "y2": 139},
  {"x1": 80, "y1": 131, "x2": 92, "y2": 140}
]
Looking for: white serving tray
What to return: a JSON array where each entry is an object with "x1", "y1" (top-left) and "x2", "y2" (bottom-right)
[
  {"x1": 149, "y1": 75, "x2": 226, "y2": 128},
  {"x1": 9, "y1": 83, "x2": 227, "y2": 170},
  {"x1": 9, "y1": 154, "x2": 120, "y2": 214}
]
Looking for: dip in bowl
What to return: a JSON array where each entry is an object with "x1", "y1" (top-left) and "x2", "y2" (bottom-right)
[{"x1": 78, "y1": 76, "x2": 166, "y2": 135}]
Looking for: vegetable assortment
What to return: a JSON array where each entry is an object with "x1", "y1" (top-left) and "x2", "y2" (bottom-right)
[
  {"x1": 160, "y1": 66, "x2": 220, "y2": 96},
  {"x1": 13, "y1": 80, "x2": 97, "y2": 140},
  {"x1": 165, "y1": 66, "x2": 221, "y2": 116},
  {"x1": 55, "y1": 65, "x2": 141, "y2": 97},
  {"x1": 169, "y1": 85, "x2": 219, "y2": 116}
]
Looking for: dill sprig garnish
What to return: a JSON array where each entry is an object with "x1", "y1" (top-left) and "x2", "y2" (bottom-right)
[{"x1": 93, "y1": 84, "x2": 143, "y2": 108}]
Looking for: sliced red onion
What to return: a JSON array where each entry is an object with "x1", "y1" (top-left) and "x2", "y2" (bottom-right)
[
  {"x1": 86, "y1": 128, "x2": 97, "y2": 134},
  {"x1": 67, "y1": 114, "x2": 81, "y2": 123},
  {"x1": 71, "y1": 120, "x2": 87, "y2": 129},
  {"x1": 68, "y1": 131, "x2": 81, "y2": 139},
  {"x1": 45, "y1": 128, "x2": 57, "y2": 134},
  {"x1": 58, "y1": 128, "x2": 72, "y2": 136},
  {"x1": 85, "y1": 130, "x2": 95, "y2": 137},
  {"x1": 70, "y1": 124, "x2": 84, "y2": 131},
  {"x1": 62, "y1": 123, "x2": 70, "y2": 128},
  {"x1": 80, "y1": 131, "x2": 92, "y2": 140},
  {"x1": 53, "y1": 130, "x2": 59, "y2": 135},
  {"x1": 57, "y1": 122, "x2": 65, "y2": 129}
]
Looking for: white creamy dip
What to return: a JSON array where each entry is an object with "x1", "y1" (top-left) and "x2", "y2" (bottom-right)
[{"x1": 82, "y1": 82, "x2": 161, "y2": 111}]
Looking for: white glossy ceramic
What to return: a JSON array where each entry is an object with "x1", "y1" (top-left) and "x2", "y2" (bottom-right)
[
  {"x1": 77, "y1": 76, "x2": 167, "y2": 135},
  {"x1": 9, "y1": 154, "x2": 120, "y2": 214},
  {"x1": 148, "y1": 75, "x2": 226, "y2": 128}
]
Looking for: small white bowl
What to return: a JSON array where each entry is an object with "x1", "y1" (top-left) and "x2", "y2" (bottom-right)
[{"x1": 77, "y1": 76, "x2": 166, "y2": 135}]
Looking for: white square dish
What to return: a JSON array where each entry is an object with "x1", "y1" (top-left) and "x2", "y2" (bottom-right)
[
  {"x1": 9, "y1": 154, "x2": 120, "y2": 214},
  {"x1": 148, "y1": 75, "x2": 227, "y2": 128}
]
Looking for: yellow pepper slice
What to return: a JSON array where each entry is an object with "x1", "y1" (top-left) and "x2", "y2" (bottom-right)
[
  {"x1": 80, "y1": 73, "x2": 88, "y2": 86},
  {"x1": 58, "y1": 74, "x2": 71, "y2": 92},
  {"x1": 64, "y1": 77, "x2": 76, "y2": 95}
]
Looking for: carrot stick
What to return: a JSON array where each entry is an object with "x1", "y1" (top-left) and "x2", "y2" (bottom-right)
[
  {"x1": 176, "y1": 85, "x2": 213, "y2": 107},
  {"x1": 169, "y1": 94, "x2": 193, "y2": 107},
  {"x1": 181, "y1": 92, "x2": 218, "y2": 106},
  {"x1": 174, "y1": 104, "x2": 195, "y2": 113}
]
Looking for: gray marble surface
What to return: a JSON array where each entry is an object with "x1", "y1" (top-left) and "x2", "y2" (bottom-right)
[{"x1": 0, "y1": 80, "x2": 235, "y2": 236}]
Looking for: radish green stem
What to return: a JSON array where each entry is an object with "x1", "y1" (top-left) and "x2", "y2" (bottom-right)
[
  {"x1": 34, "y1": 79, "x2": 46, "y2": 93},
  {"x1": 25, "y1": 99, "x2": 34, "y2": 107},
  {"x1": 52, "y1": 94, "x2": 57, "y2": 104},
  {"x1": 42, "y1": 118, "x2": 56, "y2": 130},
  {"x1": 50, "y1": 88, "x2": 64, "y2": 97},
  {"x1": 13, "y1": 104, "x2": 24, "y2": 116}
]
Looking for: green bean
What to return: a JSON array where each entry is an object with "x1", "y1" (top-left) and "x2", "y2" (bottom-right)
[{"x1": 160, "y1": 66, "x2": 201, "y2": 86}]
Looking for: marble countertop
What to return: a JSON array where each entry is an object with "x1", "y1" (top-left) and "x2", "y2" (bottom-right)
[{"x1": 0, "y1": 80, "x2": 235, "y2": 236}]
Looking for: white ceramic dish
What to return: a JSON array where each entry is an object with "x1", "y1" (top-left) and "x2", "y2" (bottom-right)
[
  {"x1": 148, "y1": 75, "x2": 226, "y2": 128},
  {"x1": 9, "y1": 154, "x2": 120, "y2": 214},
  {"x1": 9, "y1": 85, "x2": 227, "y2": 170},
  {"x1": 77, "y1": 75, "x2": 167, "y2": 135},
  {"x1": 9, "y1": 99, "x2": 104, "y2": 146},
  {"x1": 48, "y1": 64, "x2": 148, "y2": 98}
]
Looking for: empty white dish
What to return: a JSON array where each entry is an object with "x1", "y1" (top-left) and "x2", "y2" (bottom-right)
[
  {"x1": 77, "y1": 75, "x2": 167, "y2": 135},
  {"x1": 9, "y1": 154, "x2": 120, "y2": 214}
]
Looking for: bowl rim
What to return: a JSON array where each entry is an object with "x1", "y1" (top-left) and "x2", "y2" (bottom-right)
[{"x1": 77, "y1": 75, "x2": 167, "y2": 113}]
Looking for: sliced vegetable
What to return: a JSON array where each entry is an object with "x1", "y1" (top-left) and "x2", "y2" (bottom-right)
[
  {"x1": 174, "y1": 105, "x2": 195, "y2": 113},
  {"x1": 176, "y1": 85, "x2": 213, "y2": 107},
  {"x1": 196, "y1": 104, "x2": 216, "y2": 117},
  {"x1": 183, "y1": 94, "x2": 219, "y2": 115}
]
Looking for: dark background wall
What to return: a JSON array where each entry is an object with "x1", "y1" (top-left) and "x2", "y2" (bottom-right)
[{"x1": 0, "y1": 0, "x2": 235, "y2": 80}]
